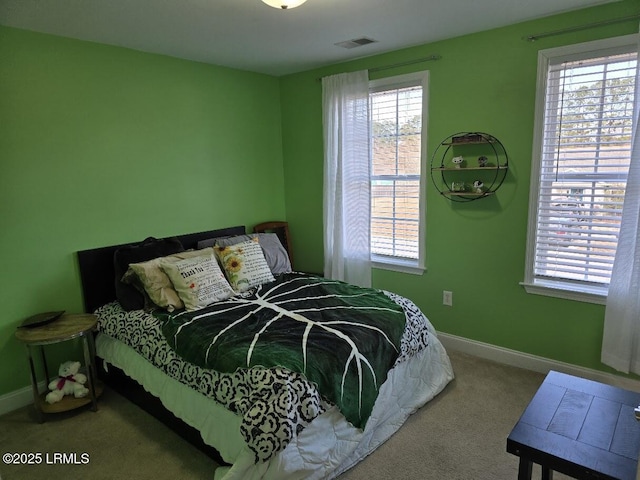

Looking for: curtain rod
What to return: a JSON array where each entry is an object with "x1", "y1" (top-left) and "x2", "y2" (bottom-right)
[
  {"x1": 524, "y1": 14, "x2": 640, "y2": 42},
  {"x1": 317, "y1": 54, "x2": 441, "y2": 81},
  {"x1": 368, "y1": 54, "x2": 442, "y2": 73}
]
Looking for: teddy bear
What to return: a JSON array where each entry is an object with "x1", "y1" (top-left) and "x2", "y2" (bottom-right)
[{"x1": 45, "y1": 360, "x2": 90, "y2": 404}]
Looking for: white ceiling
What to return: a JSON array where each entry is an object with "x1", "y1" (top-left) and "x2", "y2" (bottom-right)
[{"x1": 0, "y1": 0, "x2": 621, "y2": 76}]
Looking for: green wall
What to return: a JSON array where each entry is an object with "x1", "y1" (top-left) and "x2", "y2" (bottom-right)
[
  {"x1": 280, "y1": 0, "x2": 640, "y2": 374},
  {"x1": 0, "y1": 27, "x2": 285, "y2": 396},
  {"x1": 2, "y1": 1, "x2": 638, "y2": 400}
]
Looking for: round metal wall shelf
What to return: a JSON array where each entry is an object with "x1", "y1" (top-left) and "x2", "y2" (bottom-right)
[{"x1": 430, "y1": 132, "x2": 509, "y2": 202}]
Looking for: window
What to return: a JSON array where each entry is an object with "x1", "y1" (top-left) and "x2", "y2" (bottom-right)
[
  {"x1": 369, "y1": 72, "x2": 428, "y2": 274},
  {"x1": 524, "y1": 35, "x2": 638, "y2": 304}
]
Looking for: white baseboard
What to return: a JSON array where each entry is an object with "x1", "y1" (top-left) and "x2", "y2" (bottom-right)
[
  {"x1": 0, "y1": 382, "x2": 46, "y2": 417},
  {"x1": 438, "y1": 332, "x2": 640, "y2": 392}
]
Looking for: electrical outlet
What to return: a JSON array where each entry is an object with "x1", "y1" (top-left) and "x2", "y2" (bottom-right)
[{"x1": 443, "y1": 290, "x2": 453, "y2": 306}]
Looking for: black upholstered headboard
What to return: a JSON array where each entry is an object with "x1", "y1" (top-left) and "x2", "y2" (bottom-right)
[{"x1": 76, "y1": 225, "x2": 246, "y2": 313}]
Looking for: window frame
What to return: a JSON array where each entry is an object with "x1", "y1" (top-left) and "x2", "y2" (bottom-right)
[
  {"x1": 523, "y1": 34, "x2": 638, "y2": 304},
  {"x1": 368, "y1": 71, "x2": 429, "y2": 275}
]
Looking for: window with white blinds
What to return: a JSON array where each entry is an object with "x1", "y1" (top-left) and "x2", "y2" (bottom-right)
[
  {"x1": 524, "y1": 35, "x2": 638, "y2": 303},
  {"x1": 369, "y1": 72, "x2": 428, "y2": 273}
]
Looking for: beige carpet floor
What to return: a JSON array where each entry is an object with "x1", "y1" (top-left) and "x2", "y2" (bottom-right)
[{"x1": 0, "y1": 350, "x2": 571, "y2": 480}]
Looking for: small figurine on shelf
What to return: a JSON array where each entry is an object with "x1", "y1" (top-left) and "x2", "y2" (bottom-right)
[
  {"x1": 452, "y1": 156, "x2": 464, "y2": 168},
  {"x1": 472, "y1": 180, "x2": 484, "y2": 194},
  {"x1": 478, "y1": 155, "x2": 488, "y2": 167},
  {"x1": 451, "y1": 181, "x2": 466, "y2": 192}
]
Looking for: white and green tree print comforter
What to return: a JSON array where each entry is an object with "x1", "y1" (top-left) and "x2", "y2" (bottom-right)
[{"x1": 96, "y1": 273, "x2": 430, "y2": 463}]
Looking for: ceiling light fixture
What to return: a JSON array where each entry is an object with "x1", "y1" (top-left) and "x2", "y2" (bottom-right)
[{"x1": 261, "y1": 0, "x2": 307, "y2": 9}]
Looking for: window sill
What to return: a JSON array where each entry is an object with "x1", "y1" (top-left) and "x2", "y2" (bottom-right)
[
  {"x1": 372, "y1": 257, "x2": 425, "y2": 275},
  {"x1": 520, "y1": 279, "x2": 607, "y2": 305}
]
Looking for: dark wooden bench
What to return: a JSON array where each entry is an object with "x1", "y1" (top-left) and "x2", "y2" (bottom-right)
[{"x1": 507, "y1": 370, "x2": 640, "y2": 480}]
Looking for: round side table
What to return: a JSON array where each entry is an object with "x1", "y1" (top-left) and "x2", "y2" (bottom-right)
[{"x1": 15, "y1": 313, "x2": 102, "y2": 422}]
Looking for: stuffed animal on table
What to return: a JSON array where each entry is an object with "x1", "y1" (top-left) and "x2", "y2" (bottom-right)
[{"x1": 45, "y1": 360, "x2": 89, "y2": 404}]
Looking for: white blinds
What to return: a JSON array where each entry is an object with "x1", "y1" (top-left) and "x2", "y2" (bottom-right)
[
  {"x1": 370, "y1": 84, "x2": 422, "y2": 260},
  {"x1": 534, "y1": 50, "x2": 637, "y2": 286}
]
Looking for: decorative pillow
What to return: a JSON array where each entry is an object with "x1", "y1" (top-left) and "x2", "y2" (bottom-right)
[
  {"x1": 122, "y1": 248, "x2": 215, "y2": 312},
  {"x1": 118, "y1": 271, "x2": 157, "y2": 312},
  {"x1": 114, "y1": 237, "x2": 185, "y2": 311},
  {"x1": 161, "y1": 252, "x2": 234, "y2": 311},
  {"x1": 214, "y1": 239, "x2": 275, "y2": 292},
  {"x1": 216, "y1": 233, "x2": 292, "y2": 275}
]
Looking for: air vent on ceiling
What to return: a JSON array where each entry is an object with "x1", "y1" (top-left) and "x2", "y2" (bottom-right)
[{"x1": 334, "y1": 37, "x2": 378, "y2": 49}]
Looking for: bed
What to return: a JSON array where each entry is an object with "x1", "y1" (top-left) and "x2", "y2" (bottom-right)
[{"x1": 77, "y1": 225, "x2": 454, "y2": 480}]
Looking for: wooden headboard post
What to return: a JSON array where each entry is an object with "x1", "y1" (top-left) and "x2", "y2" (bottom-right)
[{"x1": 77, "y1": 226, "x2": 246, "y2": 313}]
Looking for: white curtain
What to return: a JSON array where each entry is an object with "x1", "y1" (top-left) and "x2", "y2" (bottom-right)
[
  {"x1": 321, "y1": 70, "x2": 372, "y2": 287},
  {"x1": 601, "y1": 32, "x2": 640, "y2": 374}
]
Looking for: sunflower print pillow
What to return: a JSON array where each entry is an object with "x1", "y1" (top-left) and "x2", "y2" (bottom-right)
[{"x1": 214, "y1": 238, "x2": 275, "y2": 292}]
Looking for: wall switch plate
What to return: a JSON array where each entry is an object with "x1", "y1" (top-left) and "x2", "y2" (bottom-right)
[{"x1": 443, "y1": 290, "x2": 453, "y2": 306}]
